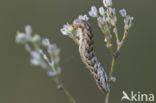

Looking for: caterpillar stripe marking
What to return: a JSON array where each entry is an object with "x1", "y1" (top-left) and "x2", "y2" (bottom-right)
[{"x1": 73, "y1": 19, "x2": 110, "y2": 93}]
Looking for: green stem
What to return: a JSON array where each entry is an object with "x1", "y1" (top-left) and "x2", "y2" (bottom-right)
[
  {"x1": 117, "y1": 29, "x2": 129, "y2": 51},
  {"x1": 105, "y1": 56, "x2": 117, "y2": 103},
  {"x1": 109, "y1": 57, "x2": 117, "y2": 79},
  {"x1": 54, "y1": 76, "x2": 76, "y2": 103},
  {"x1": 113, "y1": 25, "x2": 120, "y2": 45},
  {"x1": 62, "y1": 86, "x2": 76, "y2": 103}
]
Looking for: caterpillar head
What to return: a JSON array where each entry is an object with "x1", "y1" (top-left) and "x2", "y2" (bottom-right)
[{"x1": 72, "y1": 19, "x2": 90, "y2": 30}]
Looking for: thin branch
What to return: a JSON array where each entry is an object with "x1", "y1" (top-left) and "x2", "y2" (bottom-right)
[{"x1": 62, "y1": 86, "x2": 76, "y2": 103}]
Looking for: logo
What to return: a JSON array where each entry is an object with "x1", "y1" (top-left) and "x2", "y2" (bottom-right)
[{"x1": 121, "y1": 91, "x2": 155, "y2": 102}]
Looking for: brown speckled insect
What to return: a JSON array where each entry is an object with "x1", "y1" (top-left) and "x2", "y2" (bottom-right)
[{"x1": 73, "y1": 19, "x2": 110, "y2": 93}]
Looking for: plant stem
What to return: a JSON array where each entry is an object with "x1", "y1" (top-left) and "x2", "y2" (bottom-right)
[
  {"x1": 55, "y1": 76, "x2": 76, "y2": 103},
  {"x1": 113, "y1": 25, "x2": 120, "y2": 45},
  {"x1": 62, "y1": 86, "x2": 76, "y2": 103},
  {"x1": 109, "y1": 57, "x2": 117, "y2": 79},
  {"x1": 105, "y1": 55, "x2": 117, "y2": 103}
]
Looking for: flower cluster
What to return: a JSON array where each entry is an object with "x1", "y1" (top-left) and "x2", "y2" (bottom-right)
[
  {"x1": 88, "y1": 0, "x2": 134, "y2": 52},
  {"x1": 16, "y1": 25, "x2": 61, "y2": 77},
  {"x1": 119, "y1": 9, "x2": 134, "y2": 31},
  {"x1": 60, "y1": 15, "x2": 89, "y2": 45}
]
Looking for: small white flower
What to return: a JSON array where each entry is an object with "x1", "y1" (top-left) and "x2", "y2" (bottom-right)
[
  {"x1": 88, "y1": 6, "x2": 98, "y2": 17},
  {"x1": 99, "y1": 7, "x2": 105, "y2": 16},
  {"x1": 48, "y1": 44, "x2": 56, "y2": 52},
  {"x1": 103, "y1": 0, "x2": 112, "y2": 8},
  {"x1": 42, "y1": 38, "x2": 50, "y2": 47},
  {"x1": 124, "y1": 16, "x2": 134, "y2": 24},
  {"x1": 106, "y1": 17, "x2": 111, "y2": 24},
  {"x1": 60, "y1": 24, "x2": 73, "y2": 35},
  {"x1": 31, "y1": 51, "x2": 40, "y2": 59},
  {"x1": 119, "y1": 9, "x2": 127, "y2": 17},
  {"x1": 25, "y1": 25, "x2": 32, "y2": 35},
  {"x1": 30, "y1": 51, "x2": 41, "y2": 66},
  {"x1": 129, "y1": 16, "x2": 134, "y2": 23},
  {"x1": 97, "y1": 17, "x2": 104, "y2": 25},
  {"x1": 78, "y1": 15, "x2": 89, "y2": 21},
  {"x1": 16, "y1": 32, "x2": 25, "y2": 43},
  {"x1": 107, "y1": 8, "x2": 115, "y2": 16},
  {"x1": 60, "y1": 28, "x2": 69, "y2": 35},
  {"x1": 47, "y1": 70, "x2": 57, "y2": 77},
  {"x1": 30, "y1": 58, "x2": 40, "y2": 66},
  {"x1": 105, "y1": 43, "x2": 112, "y2": 48}
]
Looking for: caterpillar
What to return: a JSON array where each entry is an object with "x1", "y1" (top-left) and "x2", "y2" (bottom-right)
[{"x1": 72, "y1": 19, "x2": 110, "y2": 93}]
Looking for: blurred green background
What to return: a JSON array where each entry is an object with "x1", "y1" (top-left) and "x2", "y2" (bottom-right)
[{"x1": 0, "y1": 0, "x2": 156, "y2": 103}]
